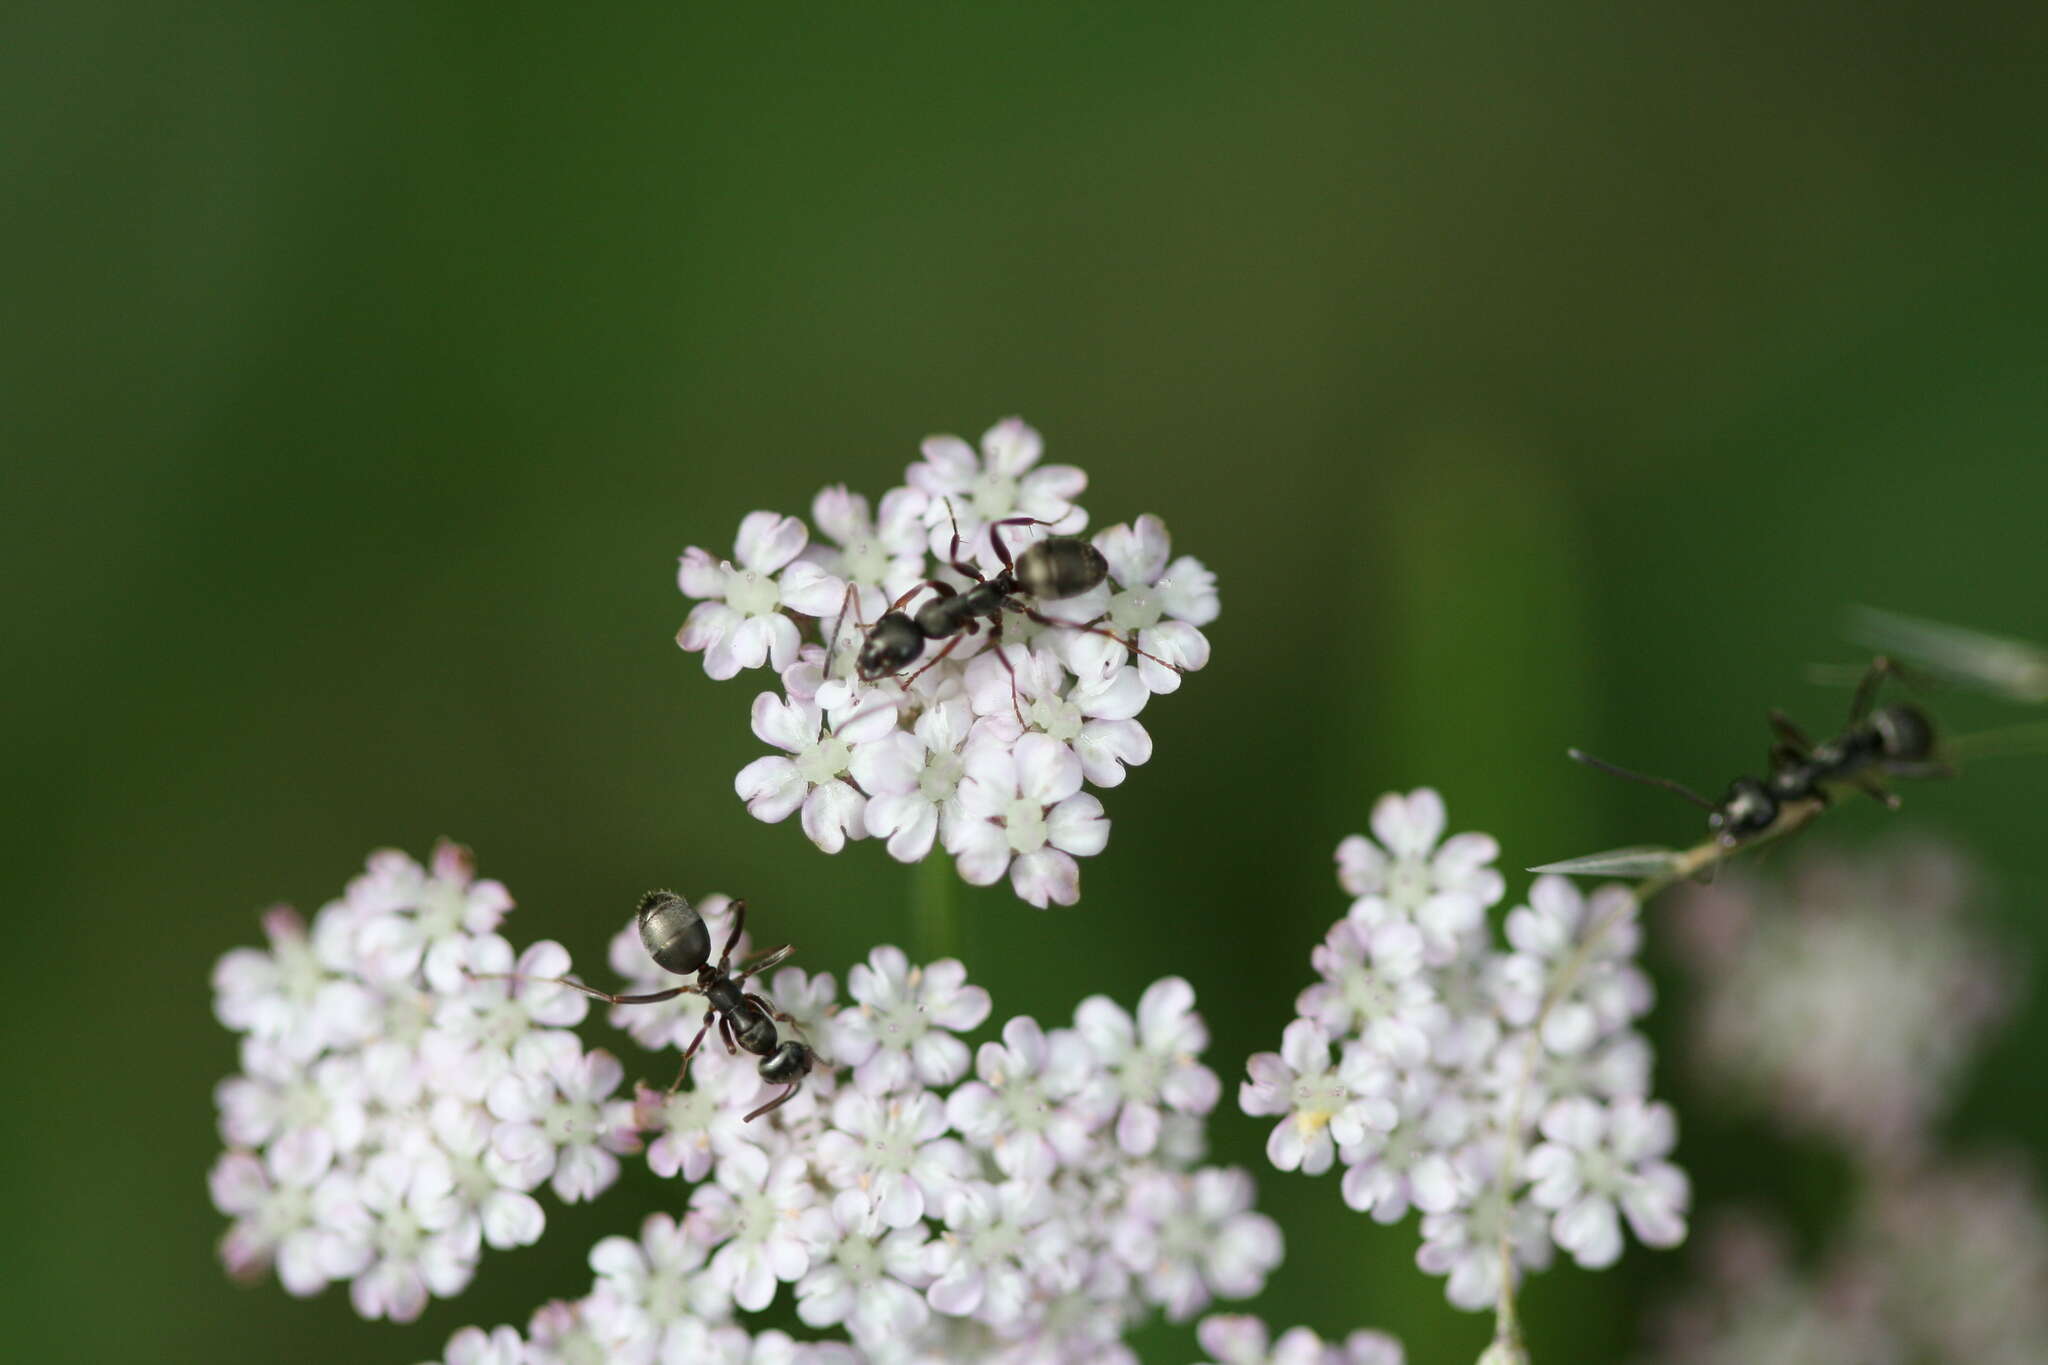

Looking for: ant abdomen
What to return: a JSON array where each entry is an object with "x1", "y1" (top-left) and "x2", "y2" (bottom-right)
[
  {"x1": 1871, "y1": 703, "x2": 1935, "y2": 763},
  {"x1": 760, "y1": 1040, "x2": 813, "y2": 1085},
  {"x1": 636, "y1": 891, "x2": 711, "y2": 976},
  {"x1": 1014, "y1": 537, "x2": 1107, "y2": 601}
]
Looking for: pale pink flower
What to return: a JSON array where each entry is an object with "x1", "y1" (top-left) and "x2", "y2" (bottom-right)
[
  {"x1": 946, "y1": 732, "x2": 1109, "y2": 907},
  {"x1": 1074, "y1": 976, "x2": 1221, "y2": 1156},
  {"x1": 904, "y1": 417, "x2": 1087, "y2": 565},
  {"x1": 677, "y1": 511, "x2": 847, "y2": 679},
  {"x1": 831, "y1": 947, "x2": 991, "y2": 1094},
  {"x1": 1066, "y1": 514, "x2": 1218, "y2": 693}
]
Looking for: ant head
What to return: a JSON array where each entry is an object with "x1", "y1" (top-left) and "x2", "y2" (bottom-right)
[
  {"x1": 857, "y1": 612, "x2": 924, "y2": 681},
  {"x1": 1709, "y1": 778, "x2": 1778, "y2": 844},
  {"x1": 636, "y1": 891, "x2": 710, "y2": 976},
  {"x1": 759, "y1": 1039, "x2": 813, "y2": 1085}
]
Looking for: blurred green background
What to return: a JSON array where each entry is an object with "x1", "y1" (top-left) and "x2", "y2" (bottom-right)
[{"x1": 6, "y1": 3, "x2": 2047, "y2": 1361}]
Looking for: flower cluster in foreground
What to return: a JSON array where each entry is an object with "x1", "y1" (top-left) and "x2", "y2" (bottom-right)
[
  {"x1": 674, "y1": 417, "x2": 1219, "y2": 907},
  {"x1": 1641, "y1": 842, "x2": 2045, "y2": 1365},
  {"x1": 212, "y1": 845, "x2": 1281, "y2": 1363},
  {"x1": 1238, "y1": 790, "x2": 1690, "y2": 1314}
]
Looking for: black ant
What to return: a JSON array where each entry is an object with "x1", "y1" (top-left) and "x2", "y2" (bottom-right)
[
  {"x1": 845, "y1": 502, "x2": 1176, "y2": 710},
  {"x1": 495, "y1": 892, "x2": 818, "y2": 1122},
  {"x1": 1569, "y1": 657, "x2": 1953, "y2": 848}
]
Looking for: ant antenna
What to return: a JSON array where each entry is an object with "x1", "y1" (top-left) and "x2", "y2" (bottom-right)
[{"x1": 1567, "y1": 747, "x2": 1718, "y2": 812}]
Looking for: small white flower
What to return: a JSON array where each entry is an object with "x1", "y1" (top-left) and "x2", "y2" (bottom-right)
[
  {"x1": 925, "y1": 1179, "x2": 1066, "y2": 1329},
  {"x1": 945, "y1": 1016, "x2": 1101, "y2": 1179},
  {"x1": 212, "y1": 905, "x2": 379, "y2": 1063},
  {"x1": 793, "y1": 1190, "x2": 933, "y2": 1347},
  {"x1": 635, "y1": 1045, "x2": 764, "y2": 1183},
  {"x1": 1338, "y1": 1071, "x2": 1472, "y2": 1224},
  {"x1": 331, "y1": 1148, "x2": 476, "y2": 1322},
  {"x1": 904, "y1": 417, "x2": 1087, "y2": 565},
  {"x1": 966, "y1": 647, "x2": 1154, "y2": 788},
  {"x1": 1067, "y1": 514, "x2": 1218, "y2": 694},
  {"x1": 851, "y1": 694, "x2": 978, "y2": 861},
  {"x1": 1524, "y1": 1096, "x2": 1689, "y2": 1269},
  {"x1": 947, "y1": 732, "x2": 1109, "y2": 907},
  {"x1": 432, "y1": 1324, "x2": 525, "y2": 1365},
  {"x1": 678, "y1": 511, "x2": 847, "y2": 680},
  {"x1": 1074, "y1": 976, "x2": 1221, "y2": 1157},
  {"x1": 1113, "y1": 1167, "x2": 1282, "y2": 1322},
  {"x1": 735, "y1": 692, "x2": 885, "y2": 853},
  {"x1": 815, "y1": 1089, "x2": 973, "y2": 1228},
  {"x1": 690, "y1": 1144, "x2": 823, "y2": 1311},
  {"x1": 1296, "y1": 916, "x2": 1441, "y2": 1070},
  {"x1": 485, "y1": 1043, "x2": 639, "y2": 1203},
  {"x1": 831, "y1": 948, "x2": 992, "y2": 1094},
  {"x1": 1338, "y1": 790, "x2": 1505, "y2": 964},
  {"x1": 585, "y1": 1212, "x2": 732, "y2": 1358},
  {"x1": 1491, "y1": 877, "x2": 1650, "y2": 1056},
  {"x1": 1240, "y1": 1020, "x2": 1397, "y2": 1176},
  {"x1": 1414, "y1": 1142, "x2": 1554, "y2": 1311},
  {"x1": 806, "y1": 484, "x2": 930, "y2": 612},
  {"x1": 354, "y1": 840, "x2": 513, "y2": 993}
]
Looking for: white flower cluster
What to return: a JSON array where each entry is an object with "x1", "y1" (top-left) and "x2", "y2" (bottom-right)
[
  {"x1": 1238, "y1": 790, "x2": 1690, "y2": 1313},
  {"x1": 674, "y1": 417, "x2": 1219, "y2": 907},
  {"x1": 209, "y1": 843, "x2": 636, "y2": 1321},
  {"x1": 1193, "y1": 1313, "x2": 1405, "y2": 1365},
  {"x1": 1673, "y1": 842, "x2": 2011, "y2": 1166},
  {"x1": 421, "y1": 929, "x2": 1273, "y2": 1365},
  {"x1": 212, "y1": 847, "x2": 1280, "y2": 1360},
  {"x1": 1647, "y1": 1158, "x2": 2048, "y2": 1365},
  {"x1": 1645, "y1": 841, "x2": 2045, "y2": 1365}
]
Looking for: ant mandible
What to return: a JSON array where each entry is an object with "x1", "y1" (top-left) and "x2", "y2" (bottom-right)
[
  {"x1": 851, "y1": 501, "x2": 1176, "y2": 706},
  {"x1": 1569, "y1": 655, "x2": 1952, "y2": 848},
  {"x1": 512, "y1": 891, "x2": 819, "y2": 1122}
]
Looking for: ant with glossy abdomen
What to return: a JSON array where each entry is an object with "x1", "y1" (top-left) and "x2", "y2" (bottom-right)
[
  {"x1": 842, "y1": 500, "x2": 1179, "y2": 715},
  {"x1": 1569, "y1": 656, "x2": 1953, "y2": 849},
  {"x1": 487, "y1": 891, "x2": 819, "y2": 1122}
]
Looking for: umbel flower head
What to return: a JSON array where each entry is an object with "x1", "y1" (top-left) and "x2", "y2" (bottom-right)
[
  {"x1": 675, "y1": 417, "x2": 1219, "y2": 907},
  {"x1": 1239, "y1": 789, "x2": 1690, "y2": 1313},
  {"x1": 212, "y1": 845, "x2": 1283, "y2": 1361}
]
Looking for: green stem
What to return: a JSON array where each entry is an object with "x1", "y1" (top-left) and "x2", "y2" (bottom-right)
[{"x1": 911, "y1": 855, "x2": 960, "y2": 963}]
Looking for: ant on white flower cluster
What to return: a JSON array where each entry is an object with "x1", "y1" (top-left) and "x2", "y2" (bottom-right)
[
  {"x1": 676, "y1": 417, "x2": 1219, "y2": 906},
  {"x1": 489, "y1": 890, "x2": 823, "y2": 1122}
]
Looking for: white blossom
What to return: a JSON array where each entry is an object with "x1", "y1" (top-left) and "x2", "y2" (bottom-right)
[{"x1": 677, "y1": 511, "x2": 846, "y2": 679}]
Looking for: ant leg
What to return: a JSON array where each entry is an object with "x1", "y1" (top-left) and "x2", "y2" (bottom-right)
[
  {"x1": 1769, "y1": 709, "x2": 1815, "y2": 755},
  {"x1": 985, "y1": 515, "x2": 1063, "y2": 573},
  {"x1": 1847, "y1": 656, "x2": 1899, "y2": 724},
  {"x1": 822, "y1": 581, "x2": 862, "y2": 681},
  {"x1": 893, "y1": 580, "x2": 953, "y2": 614},
  {"x1": 718, "y1": 1013, "x2": 740, "y2": 1056},
  {"x1": 985, "y1": 611, "x2": 1027, "y2": 724},
  {"x1": 901, "y1": 631, "x2": 969, "y2": 688},
  {"x1": 1853, "y1": 776, "x2": 1904, "y2": 811},
  {"x1": 733, "y1": 944, "x2": 796, "y2": 984},
  {"x1": 745, "y1": 1084, "x2": 800, "y2": 1123},
  {"x1": 742, "y1": 995, "x2": 835, "y2": 1066},
  {"x1": 714, "y1": 899, "x2": 748, "y2": 973},
  {"x1": 666, "y1": 1011, "x2": 720, "y2": 1092},
  {"x1": 1885, "y1": 759, "x2": 1958, "y2": 781},
  {"x1": 935, "y1": 496, "x2": 986, "y2": 580},
  {"x1": 1015, "y1": 603, "x2": 1184, "y2": 674},
  {"x1": 467, "y1": 972, "x2": 696, "y2": 1008}
]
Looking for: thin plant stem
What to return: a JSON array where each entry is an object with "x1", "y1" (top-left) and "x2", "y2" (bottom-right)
[
  {"x1": 1486, "y1": 797, "x2": 1829, "y2": 1355},
  {"x1": 912, "y1": 854, "x2": 960, "y2": 963}
]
